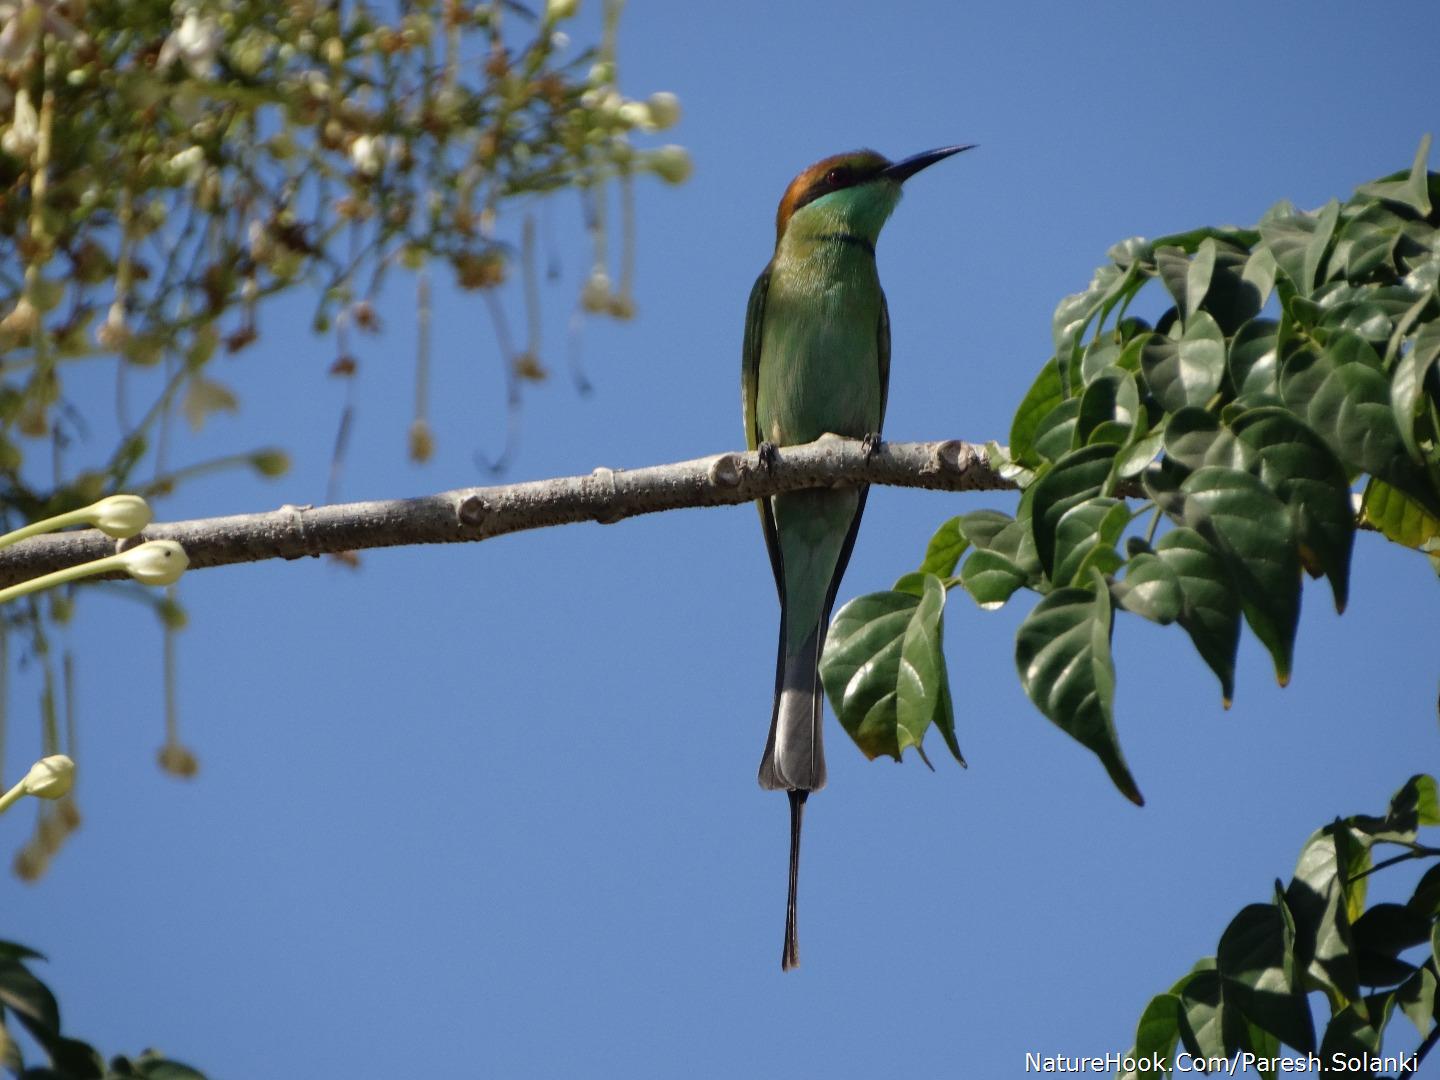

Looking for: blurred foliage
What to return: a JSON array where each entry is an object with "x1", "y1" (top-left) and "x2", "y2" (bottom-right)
[
  {"x1": 1116, "y1": 774, "x2": 1440, "y2": 1078},
  {"x1": 0, "y1": 938, "x2": 207, "y2": 1078},
  {"x1": 821, "y1": 135, "x2": 1440, "y2": 802},
  {"x1": 0, "y1": 0, "x2": 686, "y2": 879}
]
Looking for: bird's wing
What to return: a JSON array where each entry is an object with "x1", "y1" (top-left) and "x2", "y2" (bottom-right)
[
  {"x1": 743, "y1": 265, "x2": 786, "y2": 598},
  {"x1": 742, "y1": 264, "x2": 771, "y2": 453},
  {"x1": 819, "y1": 290, "x2": 889, "y2": 628},
  {"x1": 877, "y1": 286, "x2": 891, "y2": 432}
]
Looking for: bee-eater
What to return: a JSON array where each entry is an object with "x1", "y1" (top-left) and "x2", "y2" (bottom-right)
[{"x1": 742, "y1": 143, "x2": 972, "y2": 970}]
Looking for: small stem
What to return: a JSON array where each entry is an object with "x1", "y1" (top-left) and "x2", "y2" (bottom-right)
[
  {"x1": 0, "y1": 780, "x2": 27, "y2": 816},
  {"x1": 1345, "y1": 845, "x2": 1440, "y2": 885},
  {"x1": 0, "y1": 554, "x2": 128, "y2": 607}
]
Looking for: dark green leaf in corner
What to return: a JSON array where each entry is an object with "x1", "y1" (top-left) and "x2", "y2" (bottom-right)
[
  {"x1": 1180, "y1": 466, "x2": 1300, "y2": 687},
  {"x1": 1014, "y1": 576, "x2": 1142, "y2": 805},
  {"x1": 1216, "y1": 902, "x2": 1316, "y2": 1052},
  {"x1": 959, "y1": 548, "x2": 1028, "y2": 609},
  {"x1": 1154, "y1": 527, "x2": 1242, "y2": 704},
  {"x1": 1231, "y1": 407, "x2": 1355, "y2": 613}
]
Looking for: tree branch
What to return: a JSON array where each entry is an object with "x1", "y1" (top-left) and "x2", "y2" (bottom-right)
[{"x1": 0, "y1": 438, "x2": 1013, "y2": 587}]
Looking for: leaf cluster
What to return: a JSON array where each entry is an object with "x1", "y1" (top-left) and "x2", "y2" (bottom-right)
[
  {"x1": 0, "y1": 939, "x2": 207, "y2": 1078},
  {"x1": 819, "y1": 137, "x2": 1440, "y2": 802},
  {"x1": 1117, "y1": 775, "x2": 1440, "y2": 1078}
]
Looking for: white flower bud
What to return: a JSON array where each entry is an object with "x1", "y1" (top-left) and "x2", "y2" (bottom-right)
[
  {"x1": 546, "y1": 0, "x2": 579, "y2": 20},
  {"x1": 350, "y1": 134, "x2": 384, "y2": 176},
  {"x1": 168, "y1": 145, "x2": 205, "y2": 184},
  {"x1": 118, "y1": 540, "x2": 189, "y2": 586},
  {"x1": 86, "y1": 495, "x2": 153, "y2": 538},
  {"x1": 1, "y1": 88, "x2": 39, "y2": 160},
  {"x1": 22, "y1": 755, "x2": 74, "y2": 800}
]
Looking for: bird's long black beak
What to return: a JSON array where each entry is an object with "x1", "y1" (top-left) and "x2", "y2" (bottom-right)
[{"x1": 882, "y1": 143, "x2": 975, "y2": 183}]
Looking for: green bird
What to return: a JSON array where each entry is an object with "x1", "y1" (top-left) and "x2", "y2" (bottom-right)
[{"x1": 742, "y1": 143, "x2": 972, "y2": 970}]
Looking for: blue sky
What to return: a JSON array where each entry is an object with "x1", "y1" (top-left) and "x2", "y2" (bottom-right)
[{"x1": 5, "y1": 2, "x2": 1439, "y2": 1077}]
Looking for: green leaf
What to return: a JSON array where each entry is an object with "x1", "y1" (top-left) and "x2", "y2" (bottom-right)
[
  {"x1": 1351, "y1": 902, "x2": 1430, "y2": 987},
  {"x1": 1392, "y1": 320, "x2": 1440, "y2": 461},
  {"x1": 1163, "y1": 407, "x2": 1251, "y2": 474},
  {"x1": 1111, "y1": 551, "x2": 1183, "y2": 625},
  {"x1": 1231, "y1": 407, "x2": 1355, "y2": 613},
  {"x1": 0, "y1": 959, "x2": 61, "y2": 1033},
  {"x1": 1395, "y1": 964, "x2": 1436, "y2": 1039},
  {"x1": 1281, "y1": 333, "x2": 1416, "y2": 483},
  {"x1": 1010, "y1": 356, "x2": 1067, "y2": 466},
  {"x1": 1115, "y1": 430, "x2": 1164, "y2": 479},
  {"x1": 1241, "y1": 246, "x2": 1278, "y2": 310},
  {"x1": 1176, "y1": 969, "x2": 1242, "y2": 1060},
  {"x1": 898, "y1": 575, "x2": 964, "y2": 766},
  {"x1": 1408, "y1": 862, "x2": 1440, "y2": 919},
  {"x1": 1119, "y1": 994, "x2": 1181, "y2": 1080},
  {"x1": 1180, "y1": 466, "x2": 1301, "y2": 686},
  {"x1": 1155, "y1": 527, "x2": 1242, "y2": 704},
  {"x1": 1030, "y1": 444, "x2": 1118, "y2": 578},
  {"x1": 1318, "y1": 999, "x2": 1386, "y2": 1060},
  {"x1": 1286, "y1": 828, "x2": 1362, "y2": 1005},
  {"x1": 1074, "y1": 367, "x2": 1140, "y2": 447},
  {"x1": 1052, "y1": 497, "x2": 1128, "y2": 587},
  {"x1": 1216, "y1": 903, "x2": 1316, "y2": 1052},
  {"x1": 1140, "y1": 312, "x2": 1226, "y2": 412},
  {"x1": 1228, "y1": 318, "x2": 1281, "y2": 399},
  {"x1": 1356, "y1": 133, "x2": 1433, "y2": 217},
  {"x1": 1014, "y1": 580, "x2": 1142, "y2": 805},
  {"x1": 959, "y1": 549, "x2": 1027, "y2": 610},
  {"x1": 1259, "y1": 199, "x2": 1340, "y2": 296},
  {"x1": 1032, "y1": 398, "x2": 1082, "y2": 463},
  {"x1": 1156, "y1": 240, "x2": 1217, "y2": 322},
  {"x1": 1359, "y1": 477, "x2": 1440, "y2": 553},
  {"x1": 918, "y1": 516, "x2": 970, "y2": 578},
  {"x1": 821, "y1": 585, "x2": 956, "y2": 764},
  {"x1": 957, "y1": 509, "x2": 1015, "y2": 551}
]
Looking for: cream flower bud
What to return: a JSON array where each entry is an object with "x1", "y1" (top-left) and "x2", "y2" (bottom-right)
[
  {"x1": 22, "y1": 755, "x2": 74, "y2": 800},
  {"x1": 580, "y1": 269, "x2": 611, "y2": 312},
  {"x1": 546, "y1": 0, "x2": 580, "y2": 20},
  {"x1": 118, "y1": 540, "x2": 189, "y2": 586},
  {"x1": 86, "y1": 494, "x2": 152, "y2": 538},
  {"x1": 645, "y1": 92, "x2": 681, "y2": 131},
  {"x1": 650, "y1": 145, "x2": 693, "y2": 185},
  {"x1": 350, "y1": 134, "x2": 385, "y2": 176}
]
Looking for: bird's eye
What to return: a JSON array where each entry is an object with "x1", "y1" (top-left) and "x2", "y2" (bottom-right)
[{"x1": 825, "y1": 168, "x2": 843, "y2": 186}]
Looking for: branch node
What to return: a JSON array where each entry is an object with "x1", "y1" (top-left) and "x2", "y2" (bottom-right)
[
  {"x1": 934, "y1": 440, "x2": 970, "y2": 475},
  {"x1": 457, "y1": 494, "x2": 489, "y2": 529},
  {"x1": 590, "y1": 466, "x2": 625, "y2": 524},
  {"x1": 707, "y1": 453, "x2": 742, "y2": 488}
]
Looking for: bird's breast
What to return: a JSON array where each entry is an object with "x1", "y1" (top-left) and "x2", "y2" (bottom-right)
[{"x1": 756, "y1": 260, "x2": 884, "y2": 447}]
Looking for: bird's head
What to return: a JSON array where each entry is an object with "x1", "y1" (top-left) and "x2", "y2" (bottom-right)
[{"x1": 773, "y1": 144, "x2": 973, "y2": 249}]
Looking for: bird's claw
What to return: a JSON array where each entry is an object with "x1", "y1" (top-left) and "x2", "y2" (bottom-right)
[
  {"x1": 758, "y1": 441, "x2": 779, "y2": 471},
  {"x1": 861, "y1": 433, "x2": 883, "y2": 460}
]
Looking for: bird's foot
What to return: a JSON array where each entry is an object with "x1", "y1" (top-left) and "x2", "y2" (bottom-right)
[
  {"x1": 861, "y1": 432, "x2": 883, "y2": 460},
  {"x1": 758, "y1": 441, "x2": 780, "y2": 471}
]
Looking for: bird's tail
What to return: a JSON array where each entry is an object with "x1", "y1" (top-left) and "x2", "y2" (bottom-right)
[
  {"x1": 757, "y1": 623, "x2": 827, "y2": 792},
  {"x1": 759, "y1": 623, "x2": 826, "y2": 971},
  {"x1": 782, "y1": 789, "x2": 806, "y2": 971}
]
